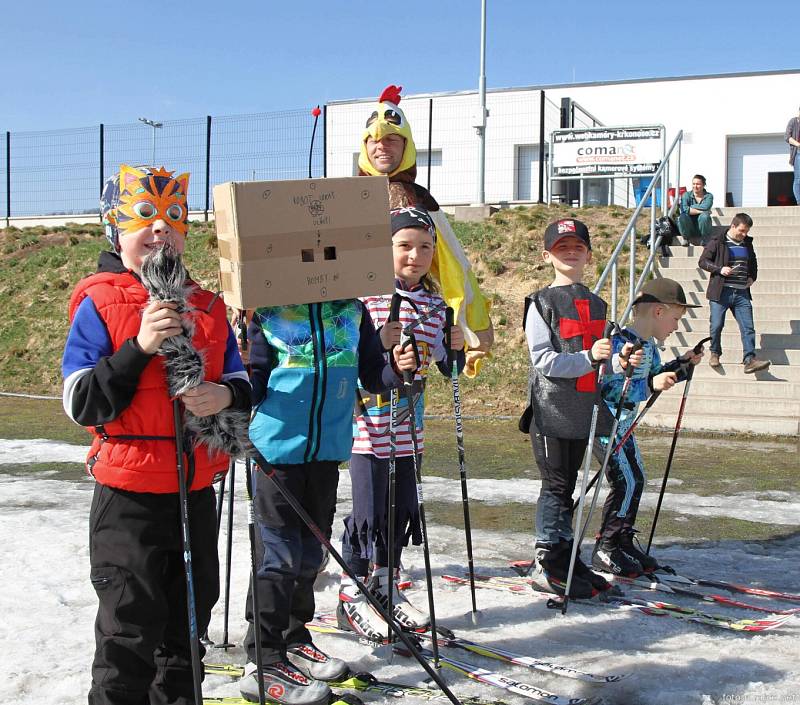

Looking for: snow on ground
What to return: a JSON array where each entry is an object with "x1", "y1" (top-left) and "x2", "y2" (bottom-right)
[{"x1": 1, "y1": 440, "x2": 799, "y2": 705}]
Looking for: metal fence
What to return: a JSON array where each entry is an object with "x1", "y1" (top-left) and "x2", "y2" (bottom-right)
[
  {"x1": 3, "y1": 92, "x2": 621, "y2": 222},
  {"x1": 3, "y1": 108, "x2": 324, "y2": 220}
]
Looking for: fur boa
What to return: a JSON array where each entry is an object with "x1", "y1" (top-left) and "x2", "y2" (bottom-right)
[{"x1": 139, "y1": 244, "x2": 251, "y2": 459}]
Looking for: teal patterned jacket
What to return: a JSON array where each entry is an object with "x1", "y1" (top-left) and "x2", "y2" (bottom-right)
[{"x1": 248, "y1": 300, "x2": 398, "y2": 464}]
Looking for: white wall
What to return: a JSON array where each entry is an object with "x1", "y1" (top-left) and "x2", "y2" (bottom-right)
[
  {"x1": 545, "y1": 72, "x2": 799, "y2": 208},
  {"x1": 327, "y1": 89, "x2": 551, "y2": 205},
  {"x1": 327, "y1": 71, "x2": 800, "y2": 208}
]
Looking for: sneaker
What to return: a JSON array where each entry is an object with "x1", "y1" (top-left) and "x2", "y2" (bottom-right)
[
  {"x1": 744, "y1": 357, "x2": 770, "y2": 374},
  {"x1": 617, "y1": 529, "x2": 659, "y2": 573},
  {"x1": 240, "y1": 660, "x2": 330, "y2": 705},
  {"x1": 287, "y1": 642, "x2": 349, "y2": 681},
  {"x1": 369, "y1": 567, "x2": 430, "y2": 631},
  {"x1": 337, "y1": 580, "x2": 391, "y2": 643},
  {"x1": 592, "y1": 537, "x2": 644, "y2": 577},
  {"x1": 709, "y1": 353, "x2": 721, "y2": 368},
  {"x1": 529, "y1": 542, "x2": 594, "y2": 599}
]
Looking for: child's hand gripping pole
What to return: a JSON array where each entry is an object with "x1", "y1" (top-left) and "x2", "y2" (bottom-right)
[
  {"x1": 445, "y1": 307, "x2": 480, "y2": 623},
  {"x1": 611, "y1": 335, "x2": 711, "y2": 457}
]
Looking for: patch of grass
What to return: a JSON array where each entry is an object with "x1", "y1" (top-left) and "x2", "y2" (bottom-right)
[
  {"x1": 426, "y1": 500, "x2": 798, "y2": 543},
  {"x1": 0, "y1": 397, "x2": 91, "y2": 444}
]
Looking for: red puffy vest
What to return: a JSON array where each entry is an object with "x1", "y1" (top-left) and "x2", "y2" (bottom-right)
[{"x1": 68, "y1": 271, "x2": 231, "y2": 493}]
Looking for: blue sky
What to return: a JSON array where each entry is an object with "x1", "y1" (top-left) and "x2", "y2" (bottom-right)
[{"x1": 1, "y1": 0, "x2": 796, "y2": 133}]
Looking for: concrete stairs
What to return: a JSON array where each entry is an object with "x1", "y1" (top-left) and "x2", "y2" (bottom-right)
[{"x1": 641, "y1": 206, "x2": 800, "y2": 436}]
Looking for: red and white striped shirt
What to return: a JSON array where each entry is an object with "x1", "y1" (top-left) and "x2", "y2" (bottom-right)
[{"x1": 352, "y1": 285, "x2": 447, "y2": 458}]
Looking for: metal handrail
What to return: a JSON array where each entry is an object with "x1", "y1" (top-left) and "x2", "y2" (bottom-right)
[{"x1": 592, "y1": 129, "x2": 684, "y2": 326}]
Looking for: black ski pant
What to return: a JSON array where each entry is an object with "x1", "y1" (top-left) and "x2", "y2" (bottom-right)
[
  {"x1": 88, "y1": 483, "x2": 219, "y2": 705},
  {"x1": 530, "y1": 425, "x2": 587, "y2": 548},
  {"x1": 599, "y1": 434, "x2": 645, "y2": 540},
  {"x1": 244, "y1": 461, "x2": 339, "y2": 665}
]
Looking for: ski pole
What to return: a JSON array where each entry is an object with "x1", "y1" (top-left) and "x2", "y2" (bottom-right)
[
  {"x1": 172, "y1": 399, "x2": 204, "y2": 704},
  {"x1": 570, "y1": 335, "x2": 711, "y2": 511},
  {"x1": 561, "y1": 321, "x2": 615, "y2": 615},
  {"x1": 251, "y1": 450, "x2": 462, "y2": 705},
  {"x1": 216, "y1": 460, "x2": 235, "y2": 649},
  {"x1": 201, "y1": 466, "x2": 228, "y2": 647},
  {"x1": 398, "y1": 323, "x2": 441, "y2": 668},
  {"x1": 386, "y1": 292, "x2": 402, "y2": 645},
  {"x1": 645, "y1": 338, "x2": 709, "y2": 554},
  {"x1": 244, "y1": 456, "x2": 267, "y2": 705},
  {"x1": 445, "y1": 307, "x2": 480, "y2": 624},
  {"x1": 578, "y1": 339, "x2": 643, "y2": 541}
]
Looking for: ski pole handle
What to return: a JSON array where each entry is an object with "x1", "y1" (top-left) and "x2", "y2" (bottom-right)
[
  {"x1": 622, "y1": 340, "x2": 644, "y2": 379},
  {"x1": 399, "y1": 330, "x2": 420, "y2": 386},
  {"x1": 389, "y1": 292, "x2": 402, "y2": 323},
  {"x1": 236, "y1": 309, "x2": 249, "y2": 352},
  {"x1": 693, "y1": 336, "x2": 711, "y2": 354},
  {"x1": 445, "y1": 306, "x2": 455, "y2": 373}
]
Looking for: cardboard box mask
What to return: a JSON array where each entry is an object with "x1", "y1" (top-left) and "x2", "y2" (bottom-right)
[{"x1": 213, "y1": 176, "x2": 394, "y2": 309}]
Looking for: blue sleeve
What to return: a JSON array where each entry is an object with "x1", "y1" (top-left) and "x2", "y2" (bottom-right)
[
  {"x1": 600, "y1": 333, "x2": 628, "y2": 406},
  {"x1": 248, "y1": 313, "x2": 275, "y2": 407},
  {"x1": 62, "y1": 297, "x2": 112, "y2": 378},
  {"x1": 221, "y1": 325, "x2": 247, "y2": 378},
  {"x1": 698, "y1": 192, "x2": 713, "y2": 211}
]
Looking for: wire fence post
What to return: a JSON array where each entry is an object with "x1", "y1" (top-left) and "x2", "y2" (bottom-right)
[
  {"x1": 205, "y1": 115, "x2": 212, "y2": 221},
  {"x1": 322, "y1": 104, "x2": 328, "y2": 178},
  {"x1": 5, "y1": 131, "x2": 10, "y2": 228},
  {"x1": 99, "y1": 124, "x2": 104, "y2": 220},
  {"x1": 427, "y1": 98, "x2": 433, "y2": 192},
  {"x1": 538, "y1": 91, "x2": 546, "y2": 204}
]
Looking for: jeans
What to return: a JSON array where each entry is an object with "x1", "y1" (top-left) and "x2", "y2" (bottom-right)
[
  {"x1": 244, "y1": 461, "x2": 340, "y2": 663},
  {"x1": 709, "y1": 287, "x2": 756, "y2": 362},
  {"x1": 793, "y1": 158, "x2": 800, "y2": 206}
]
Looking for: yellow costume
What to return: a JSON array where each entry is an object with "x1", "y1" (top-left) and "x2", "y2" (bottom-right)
[{"x1": 359, "y1": 85, "x2": 493, "y2": 376}]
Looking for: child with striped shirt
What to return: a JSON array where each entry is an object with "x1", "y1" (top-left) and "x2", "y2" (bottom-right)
[{"x1": 338, "y1": 206, "x2": 464, "y2": 637}]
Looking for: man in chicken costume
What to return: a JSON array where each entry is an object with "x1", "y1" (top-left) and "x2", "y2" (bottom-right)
[{"x1": 358, "y1": 85, "x2": 494, "y2": 375}]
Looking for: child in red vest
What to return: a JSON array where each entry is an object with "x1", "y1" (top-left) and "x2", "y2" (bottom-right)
[{"x1": 62, "y1": 164, "x2": 250, "y2": 705}]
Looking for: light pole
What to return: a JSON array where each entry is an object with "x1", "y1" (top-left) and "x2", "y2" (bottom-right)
[
  {"x1": 138, "y1": 117, "x2": 163, "y2": 165},
  {"x1": 475, "y1": 0, "x2": 487, "y2": 206}
]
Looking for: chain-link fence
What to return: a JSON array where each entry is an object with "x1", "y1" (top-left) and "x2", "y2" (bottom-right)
[
  {"x1": 3, "y1": 91, "x2": 620, "y2": 221},
  {"x1": 3, "y1": 109, "x2": 323, "y2": 219}
]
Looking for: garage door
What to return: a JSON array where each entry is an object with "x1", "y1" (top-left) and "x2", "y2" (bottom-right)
[{"x1": 727, "y1": 135, "x2": 789, "y2": 207}]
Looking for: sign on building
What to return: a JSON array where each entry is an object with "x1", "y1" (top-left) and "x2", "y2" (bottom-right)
[{"x1": 551, "y1": 125, "x2": 665, "y2": 178}]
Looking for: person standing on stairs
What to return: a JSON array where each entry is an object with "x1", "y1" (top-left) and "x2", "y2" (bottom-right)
[{"x1": 698, "y1": 212, "x2": 771, "y2": 374}]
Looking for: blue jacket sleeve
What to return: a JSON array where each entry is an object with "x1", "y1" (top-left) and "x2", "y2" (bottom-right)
[
  {"x1": 247, "y1": 314, "x2": 275, "y2": 407},
  {"x1": 357, "y1": 302, "x2": 401, "y2": 394}
]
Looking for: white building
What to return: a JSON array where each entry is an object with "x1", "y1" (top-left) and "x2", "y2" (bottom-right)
[{"x1": 325, "y1": 69, "x2": 800, "y2": 209}]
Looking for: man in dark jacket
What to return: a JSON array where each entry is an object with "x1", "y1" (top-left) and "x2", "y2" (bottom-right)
[{"x1": 698, "y1": 213, "x2": 770, "y2": 373}]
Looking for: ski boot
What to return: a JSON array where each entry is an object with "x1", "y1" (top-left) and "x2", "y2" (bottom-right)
[
  {"x1": 368, "y1": 566, "x2": 430, "y2": 631},
  {"x1": 529, "y1": 542, "x2": 594, "y2": 599},
  {"x1": 240, "y1": 659, "x2": 330, "y2": 705},
  {"x1": 592, "y1": 536, "x2": 644, "y2": 577},
  {"x1": 617, "y1": 529, "x2": 659, "y2": 573}
]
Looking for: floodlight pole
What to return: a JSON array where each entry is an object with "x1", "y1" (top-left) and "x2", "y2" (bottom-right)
[
  {"x1": 139, "y1": 117, "x2": 163, "y2": 165},
  {"x1": 476, "y1": 0, "x2": 487, "y2": 205}
]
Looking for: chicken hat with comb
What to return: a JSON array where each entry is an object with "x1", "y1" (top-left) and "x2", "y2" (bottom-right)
[{"x1": 358, "y1": 84, "x2": 417, "y2": 179}]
